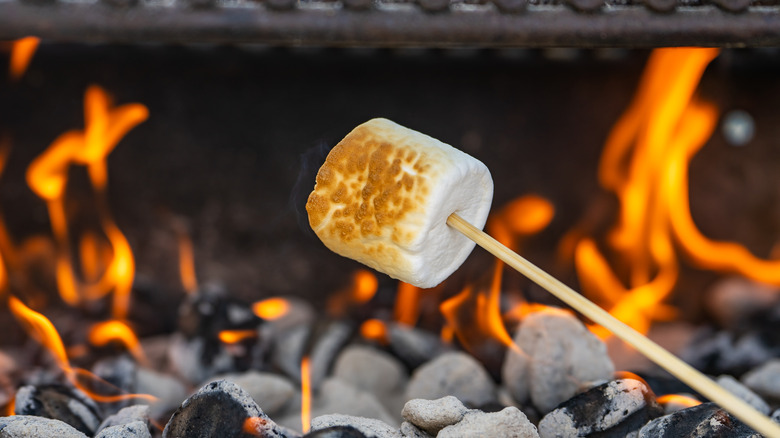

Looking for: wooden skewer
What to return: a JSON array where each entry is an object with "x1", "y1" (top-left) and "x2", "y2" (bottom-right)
[{"x1": 447, "y1": 213, "x2": 780, "y2": 438}]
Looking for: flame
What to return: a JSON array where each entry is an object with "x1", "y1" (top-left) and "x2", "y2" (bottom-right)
[
  {"x1": 488, "y1": 195, "x2": 555, "y2": 248},
  {"x1": 657, "y1": 394, "x2": 702, "y2": 409},
  {"x1": 26, "y1": 85, "x2": 147, "y2": 319},
  {"x1": 4, "y1": 394, "x2": 14, "y2": 416},
  {"x1": 394, "y1": 282, "x2": 422, "y2": 326},
  {"x1": 300, "y1": 356, "x2": 312, "y2": 434},
  {"x1": 9, "y1": 36, "x2": 39, "y2": 81},
  {"x1": 252, "y1": 297, "x2": 290, "y2": 320},
  {"x1": 503, "y1": 302, "x2": 572, "y2": 324},
  {"x1": 359, "y1": 319, "x2": 388, "y2": 344},
  {"x1": 8, "y1": 295, "x2": 156, "y2": 404},
  {"x1": 572, "y1": 48, "x2": 720, "y2": 336},
  {"x1": 88, "y1": 320, "x2": 147, "y2": 366},
  {"x1": 177, "y1": 229, "x2": 198, "y2": 294},
  {"x1": 327, "y1": 269, "x2": 378, "y2": 316},
  {"x1": 218, "y1": 329, "x2": 258, "y2": 344}
]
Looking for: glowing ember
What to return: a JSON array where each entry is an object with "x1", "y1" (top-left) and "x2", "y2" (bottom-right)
[
  {"x1": 8, "y1": 36, "x2": 39, "y2": 81},
  {"x1": 26, "y1": 85, "x2": 148, "y2": 319},
  {"x1": 218, "y1": 329, "x2": 258, "y2": 344},
  {"x1": 657, "y1": 394, "x2": 702, "y2": 409},
  {"x1": 572, "y1": 48, "x2": 720, "y2": 336},
  {"x1": 242, "y1": 417, "x2": 268, "y2": 435},
  {"x1": 359, "y1": 319, "x2": 388, "y2": 344},
  {"x1": 300, "y1": 356, "x2": 312, "y2": 434},
  {"x1": 88, "y1": 320, "x2": 148, "y2": 366},
  {"x1": 252, "y1": 297, "x2": 290, "y2": 320},
  {"x1": 3, "y1": 394, "x2": 14, "y2": 416}
]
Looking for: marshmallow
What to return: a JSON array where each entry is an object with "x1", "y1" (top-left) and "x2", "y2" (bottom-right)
[{"x1": 306, "y1": 118, "x2": 493, "y2": 288}]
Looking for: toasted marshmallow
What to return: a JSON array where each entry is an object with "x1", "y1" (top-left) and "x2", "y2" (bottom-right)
[{"x1": 306, "y1": 118, "x2": 493, "y2": 288}]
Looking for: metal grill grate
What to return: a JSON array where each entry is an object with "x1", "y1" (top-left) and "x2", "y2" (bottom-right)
[{"x1": 0, "y1": 0, "x2": 779, "y2": 47}]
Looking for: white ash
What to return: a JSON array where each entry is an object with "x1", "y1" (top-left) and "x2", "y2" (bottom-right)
[
  {"x1": 537, "y1": 379, "x2": 662, "y2": 438},
  {"x1": 94, "y1": 420, "x2": 151, "y2": 438},
  {"x1": 706, "y1": 277, "x2": 780, "y2": 329},
  {"x1": 638, "y1": 402, "x2": 760, "y2": 438},
  {"x1": 162, "y1": 379, "x2": 295, "y2": 438},
  {"x1": 311, "y1": 414, "x2": 402, "y2": 438},
  {"x1": 401, "y1": 396, "x2": 467, "y2": 436},
  {"x1": 277, "y1": 378, "x2": 397, "y2": 432},
  {"x1": 96, "y1": 405, "x2": 150, "y2": 434},
  {"x1": 206, "y1": 371, "x2": 296, "y2": 417},
  {"x1": 333, "y1": 345, "x2": 408, "y2": 396},
  {"x1": 399, "y1": 422, "x2": 432, "y2": 438},
  {"x1": 716, "y1": 375, "x2": 770, "y2": 415},
  {"x1": 386, "y1": 323, "x2": 452, "y2": 370},
  {"x1": 502, "y1": 309, "x2": 614, "y2": 413},
  {"x1": 0, "y1": 415, "x2": 88, "y2": 438},
  {"x1": 742, "y1": 359, "x2": 780, "y2": 401},
  {"x1": 437, "y1": 407, "x2": 539, "y2": 438},
  {"x1": 405, "y1": 352, "x2": 496, "y2": 408}
]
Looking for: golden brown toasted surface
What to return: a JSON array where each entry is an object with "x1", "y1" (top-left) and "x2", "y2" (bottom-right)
[{"x1": 306, "y1": 121, "x2": 433, "y2": 250}]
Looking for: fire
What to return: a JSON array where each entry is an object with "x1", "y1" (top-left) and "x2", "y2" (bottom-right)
[
  {"x1": 300, "y1": 356, "x2": 312, "y2": 434},
  {"x1": 88, "y1": 320, "x2": 147, "y2": 366},
  {"x1": 394, "y1": 282, "x2": 422, "y2": 326},
  {"x1": 218, "y1": 329, "x2": 258, "y2": 344},
  {"x1": 359, "y1": 318, "x2": 388, "y2": 344},
  {"x1": 8, "y1": 36, "x2": 39, "y2": 81},
  {"x1": 177, "y1": 228, "x2": 198, "y2": 294},
  {"x1": 8, "y1": 295, "x2": 156, "y2": 404},
  {"x1": 327, "y1": 269, "x2": 378, "y2": 316},
  {"x1": 572, "y1": 48, "x2": 721, "y2": 336},
  {"x1": 26, "y1": 85, "x2": 148, "y2": 319},
  {"x1": 657, "y1": 394, "x2": 702, "y2": 409},
  {"x1": 440, "y1": 195, "x2": 554, "y2": 353},
  {"x1": 252, "y1": 297, "x2": 290, "y2": 320}
]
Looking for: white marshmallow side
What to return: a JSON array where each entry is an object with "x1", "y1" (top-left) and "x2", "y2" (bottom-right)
[{"x1": 307, "y1": 118, "x2": 493, "y2": 288}]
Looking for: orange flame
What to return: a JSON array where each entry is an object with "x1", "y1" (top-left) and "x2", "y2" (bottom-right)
[
  {"x1": 4, "y1": 393, "x2": 14, "y2": 416},
  {"x1": 8, "y1": 295, "x2": 156, "y2": 404},
  {"x1": 657, "y1": 394, "x2": 702, "y2": 409},
  {"x1": 26, "y1": 85, "x2": 148, "y2": 319},
  {"x1": 177, "y1": 230, "x2": 198, "y2": 294},
  {"x1": 394, "y1": 282, "x2": 422, "y2": 326},
  {"x1": 9, "y1": 36, "x2": 39, "y2": 81},
  {"x1": 572, "y1": 48, "x2": 720, "y2": 337},
  {"x1": 359, "y1": 319, "x2": 388, "y2": 344},
  {"x1": 252, "y1": 297, "x2": 290, "y2": 320},
  {"x1": 218, "y1": 329, "x2": 258, "y2": 344},
  {"x1": 88, "y1": 320, "x2": 148, "y2": 366},
  {"x1": 300, "y1": 356, "x2": 312, "y2": 434},
  {"x1": 327, "y1": 269, "x2": 378, "y2": 316}
]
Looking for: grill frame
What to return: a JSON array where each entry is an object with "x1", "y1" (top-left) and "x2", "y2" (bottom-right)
[{"x1": 1, "y1": 0, "x2": 780, "y2": 47}]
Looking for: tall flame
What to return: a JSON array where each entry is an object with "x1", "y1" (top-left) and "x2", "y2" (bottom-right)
[
  {"x1": 88, "y1": 320, "x2": 148, "y2": 366},
  {"x1": 177, "y1": 228, "x2": 198, "y2": 294},
  {"x1": 300, "y1": 356, "x2": 312, "y2": 434},
  {"x1": 573, "y1": 48, "x2": 720, "y2": 337},
  {"x1": 26, "y1": 85, "x2": 148, "y2": 319}
]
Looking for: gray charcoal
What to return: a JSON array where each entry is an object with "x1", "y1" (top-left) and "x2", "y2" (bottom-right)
[
  {"x1": 386, "y1": 323, "x2": 451, "y2": 369},
  {"x1": 401, "y1": 396, "x2": 467, "y2": 436},
  {"x1": 716, "y1": 375, "x2": 770, "y2": 415},
  {"x1": 94, "y1": 421, "x2": 151, "y2": 438},
  {"x1": 136, "y1": 367, "x2": 189, "y2": 417},
  {"x1": 437, "y1": 407, "x2": 539, "y2": 438},
  {"x1": 96, "y1": 405, "x2": 150, "y2": 433},
  {"x1": 277, "y1": 378, "x2": 397, "y2": 432},
  {"x1": 502, "y1": 310, "x2": 614, "y2": 413},
  {"x1": 638, "y1": 402, "x2": 760, "y2": 438},
  {"x1": 742, "y1": 359, "x2": 780, "y2": 401},
  {"x1": 0, "y1": 415, "x2": 88, "y2": 438},
  {"x1": 706, "y1": 277, "x2": 780, "y2": 329},
  {"x1": 399, "y1": 422, "x2": 432, "y2": 438},
  {"x1": 13, "y1": 385, "x2": 101, "y2": 435},
  {"x1": 538, "y1": 379, "x2": 663, "y2": 438},
  {"x1": 310, "y1": 414, "x2": 402, "y2": 438},
  {"x1": 261, "y1": 297, "x2": 315, "y2": 333},
  {"x1": 333, "y1": 345, "x2": 408, "y2": 396},
  {"x1": 405, "y1": 352, "x2": 496, "y2": 408},
  {"x1": 302, "y1": 426, "x2": 368, "y2": 438},
  {"x1": 162, "y1": 379, "x2": 294, "y2": 438},
  {"x1": 772, "y1": 408, "x2": 780, "y2": 423},
  {"x1": 272, "y1": 326, "x2": 310, "y2": 384},
  {"x1": 207, "y1": 371, "x2": 296, "y2": 417}
]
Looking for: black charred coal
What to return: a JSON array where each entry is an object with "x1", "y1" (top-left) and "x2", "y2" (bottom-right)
[
  {"x1": 162, "y1": 380, "x2": 292, "y2": 438},
  {"x1": 638, "y1": 402, "x2": 760, "y2": 438},
  {"x1": 13, "y1": 384, "x2": 102, "y2": 436},
  {"x1": 538, "y1": 379, "x2": 664, "y2": 438},
  {"x1": 302, "y1": 426, "x2": 368, "y2": 438}
]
